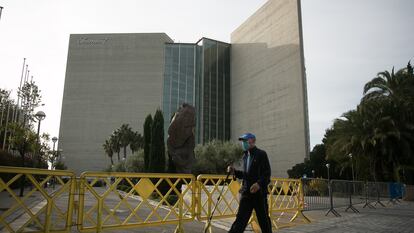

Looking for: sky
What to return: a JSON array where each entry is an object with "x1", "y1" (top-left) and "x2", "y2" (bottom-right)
[{"x1": 0, "y1": 0, "x2": 413, "y2": 150}]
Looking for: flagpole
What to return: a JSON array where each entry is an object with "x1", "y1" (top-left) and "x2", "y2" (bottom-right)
[
  {"x1": 14, "y1": 58, "x2": 26, "y2": 124},
  {"x1": 2, "y1": 103, "x2": 10, "y2": 150}
]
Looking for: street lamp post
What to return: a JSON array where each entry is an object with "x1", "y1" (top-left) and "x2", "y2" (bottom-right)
[
  {"x1": 35, "y1": 111, "x2": 46, "y2": 166},
  {"x1": 348, "y1": 153, "x2": 355, "y2": 182},
  {"x1": 52, "y1": 137, "x2": 58, "y2": 168},
  {"x1": 325, "y1": 163, "x2": 340, "y2": 217},
  {"x1": 346, "y1": 153, "x2": 359, "y2": 213},
  {"x1": 326, "y1": 163, "x2": 330, "y2": 181}
]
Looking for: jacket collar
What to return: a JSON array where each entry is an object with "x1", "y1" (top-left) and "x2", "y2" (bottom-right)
[{"x1": 244, "y1": 146, "x2": 257, "y2": 157}]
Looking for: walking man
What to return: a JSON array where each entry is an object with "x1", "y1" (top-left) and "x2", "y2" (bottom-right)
[{"x1": 227, "y1": 133, "x2": 272, "y2": 233}]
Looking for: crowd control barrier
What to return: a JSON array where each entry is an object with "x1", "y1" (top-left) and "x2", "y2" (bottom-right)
[
  {"x1": 0, "y1": 166, "x2": 76, "y2": 233},
  {"x1": 0, "y1": 166, "x2": 309, "y2": 233},
  {"x1": 196, "y1": 175, "x2": 308, "y2": 232},
  {"x1": 302, "y1": 178, "x2": 407, "y2": 216},
  {"x1": 267, "y1": 178, "x2": 310, "y2": 228},
  {"x1": 77, "y1": 172, "x2": 195, "y2": 233}
]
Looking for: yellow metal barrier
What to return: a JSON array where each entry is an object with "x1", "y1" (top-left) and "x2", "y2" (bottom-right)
[
  {"x1": 196, "y1": 175, "x2": 309, "y2": 232},
  {"x1": 268, "y1": 178, "x2": 310, "y2": 229},
  {"x1": 77, "y1": 172, "x2": 195, "y2": 233},
  {"x1": 196, "y1": 174, "x2": 241, "y2": 221},
  {"x1": 196, "y1": 174, "x2": 263, "y2": 233},
  {"x1": 0, "y1": 166, "x2": 76, "y2": 233},
  {"x1": 0, "y1": 167, "x2": 309, "y2": 232}
]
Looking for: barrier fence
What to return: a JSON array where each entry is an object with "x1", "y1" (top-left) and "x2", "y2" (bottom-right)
[
  {"x1": 267, "y1": 178, "x2": 310, "y2": 229},
  {"x1": 0, "y1": 166, "x2": 76, "y2": 233},
  {"x1": 0, "y1": 166, "x2": 308, "y2": 233},
  {"x1": 77, "y1": 172, "x2": 195, "y2": 233},
  {"x1": 1, "y1": 166, "x2": 410, "y2": 232},
  {"x1": 302, "y1": 178, "x2": 407, "y2": 216}
]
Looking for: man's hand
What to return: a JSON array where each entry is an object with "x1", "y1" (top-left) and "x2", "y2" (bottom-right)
[
  {"x1": 227, "y1": 166, "x2": 234, "y2": 174},
  {"x1": 250, "y1": 182, "x2": 260, "y2": 194}
]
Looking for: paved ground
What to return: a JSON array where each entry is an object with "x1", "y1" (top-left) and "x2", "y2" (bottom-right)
[
  {"x1": 2, "y1": 183, "x2": 414, "y2": 233},
  {"x1": 278, "y1": 202, "x2": 414, "y2": 233}
]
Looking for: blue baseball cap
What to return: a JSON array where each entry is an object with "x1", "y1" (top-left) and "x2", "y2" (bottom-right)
[{"x1": 238, "y1": 133, "x2": 256, "y2": 141}]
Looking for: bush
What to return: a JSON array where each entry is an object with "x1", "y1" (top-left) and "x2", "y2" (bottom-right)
[
  {"x1": 117, "y1": 184, "x2": 132, "y2": 192},
  {"x1": 124, "y1": 149, "x2": 145, "y2": 173},
  {"x1": 108, "y1": 150, "x2": 145, "y2": 173},
  {"x1": 165, "y1": 194, "x2": 178, "y2": 205},
  {"x1": 54, "y1": 161, "x2": 67, "y2": 170},
  {"x1": 91, "y1": 180, "x2": 105, "y2": 187},
  {"x1": 308, "y1": 179, "x2": 328, "y2": 196},
  {"x1": 193, "y1": 140, "x2": 243, "y2": 175}
]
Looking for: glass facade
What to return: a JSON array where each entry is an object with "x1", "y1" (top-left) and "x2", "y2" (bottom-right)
[{"x1": 163, "y1": 38, "x2": 230, "y2": 144}]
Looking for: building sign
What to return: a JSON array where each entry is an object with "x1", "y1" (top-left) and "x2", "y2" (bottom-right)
[{"x1": 78, "y1": 37, "x2": 109, "y2": 45}]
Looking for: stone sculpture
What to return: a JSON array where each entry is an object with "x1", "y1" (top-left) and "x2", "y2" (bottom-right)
[{"x1": 167, "y1": 103, "x2": 196, "y2": 173}]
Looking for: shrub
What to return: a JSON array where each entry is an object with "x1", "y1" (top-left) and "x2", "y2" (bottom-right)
[
  {"x1": 165, "y1": 194, "x2": 178, "y2": 205},
  {"x1": 309, "y1": 179, "x2": 328, "y2": 196},
  {"x1": 54, "y1": 161, "x2": 67, "y2": 170},
  {"x1": 193, "y1": 140, "x2": 243, "y2": 175},
  {"x1": 148, "y1": 109, "x2": 165, "y2": 173},
  {"x1": 124, "y1": 149, "x2": 145, "y2": 173}
]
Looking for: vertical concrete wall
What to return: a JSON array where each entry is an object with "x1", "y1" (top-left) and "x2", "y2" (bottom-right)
[
  {"x1": 59, "y1": 33, "x2": 172, "y2": 174},
  {"x1": 231, "y1": 0, "x2": 309, "y2": 177}
]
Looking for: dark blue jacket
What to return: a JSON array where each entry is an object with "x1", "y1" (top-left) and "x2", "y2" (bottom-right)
[{"x1": 234, "y1": 146, "x2": 271, "y2": 195}]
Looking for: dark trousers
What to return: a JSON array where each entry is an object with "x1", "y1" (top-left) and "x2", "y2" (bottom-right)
[{"x1": 229, "y1": 192, "x2": 272, "y2": 233}]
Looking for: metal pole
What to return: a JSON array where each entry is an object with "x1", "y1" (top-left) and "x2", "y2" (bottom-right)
[
  {"x1": 36, "y1": 119, "x2": 42, "y2": 166},
  {"x1": 0, "y1": 104, "x2": 4, "y2": 127},
  {"x1": 2, "y1": 103, "x2": 10, "y2": 150},
  {"x1": 52, "y1": 140, "x2": 56, "y2": 166},
  {"x1": 14, "y1": 58, "x2": 26, "y2": 124},
  {"x1": 0, "y1": 6, "x2": 3, "y2": 21},
  {"x1": 351, "y1": 156, "x2": 355, "y2": 182},
  {"x1": 325, "y1": 164, "x2": 340, "y2": 217},
  {"x1": 7, "y1": 105, "x2": 16, "y2": 151}
]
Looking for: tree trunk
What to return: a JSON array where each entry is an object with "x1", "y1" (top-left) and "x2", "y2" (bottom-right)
[
  {"x1": 123, "y1": 146, "x2": 127, "y2": 159},
  {"x1": 117, "y1": 152, "x2": 120, "y2": 161},
  {"x1": 19, "y1": 150, "x2": 25, "y2": 197},
  {"x1": 393, "y1": 161, "x2": 400, "y2": 182},
  {"x1": 110, "y1": 156, "x2": 114, "y2": 165}
]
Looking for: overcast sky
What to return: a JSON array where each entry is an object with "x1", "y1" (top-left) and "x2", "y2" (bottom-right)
[{"x1": 0, "y1": 0, "x2": 413, "y2": 150}]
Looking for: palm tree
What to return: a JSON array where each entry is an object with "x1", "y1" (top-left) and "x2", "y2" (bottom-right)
[
  {"x1": 119, "y1": 124, "x2": 133, "y2": 159},
  {"x1": 361, "y1": 62, "x2": 414, "y2": 181},
  {"x1": 129, "y1": 131, "x2": 144, "y2": 154},
  {"x1": 110, "y1": 131, "x2": 121, "y2": 162},
  {"x1": 103, "y1": 139, "x2": 114, "y2": 165},
  {"x1": 363, "y1": 62, "x2": 414, "y2": 119}
]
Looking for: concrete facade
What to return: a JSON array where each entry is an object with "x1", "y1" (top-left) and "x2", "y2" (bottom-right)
[
  {"x1": 59, "y1": 33, "x2": 172, "y2": 174},
  {"x1": 59, "y1": 0, "x2": 309, "y2": 176},
  {"x1": 230, "y1": 0, "x2": 309, "y2": 177}
]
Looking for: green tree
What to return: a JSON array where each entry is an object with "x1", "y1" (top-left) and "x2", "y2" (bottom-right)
[
  {"x1": 118, "y1": 124, "x2": 133, "y2": 159},
  {"x1": 325, "y1": 62, "x2": 414, "y2": 182},
  {"x1": 103, "y1": 139, "x2": 114, "y2": 165},
  {"x1": 19, "y1": 81, "x2": 42, "y2": 125},
  {"x1": 361, "y1": 62, "x2": 414, "y2": 181},
  {"x1": 110, "y1": 131, "x2": 121, "y2": 162},
  {"x1": 287, "y1": 141, "x2": 341, "y2": 179},
  {"x1": 148, "y1": 110, "x2": 165, "y2": 173},
  {"x1": 8, "y1": 123, "x2": 37, "y2": 196},
  {"x1": 54, "y1": 161, "x2": 67, "y2": 170},
  {"x1": 130, "y1": 131, "x2": 144, "y2": 153},
  {"x1": 193, "y1": 140, "x2": 243, "y2": 175},
  {"x1": 143, "y1": 114, "x2": 152, "y2": 171}
]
